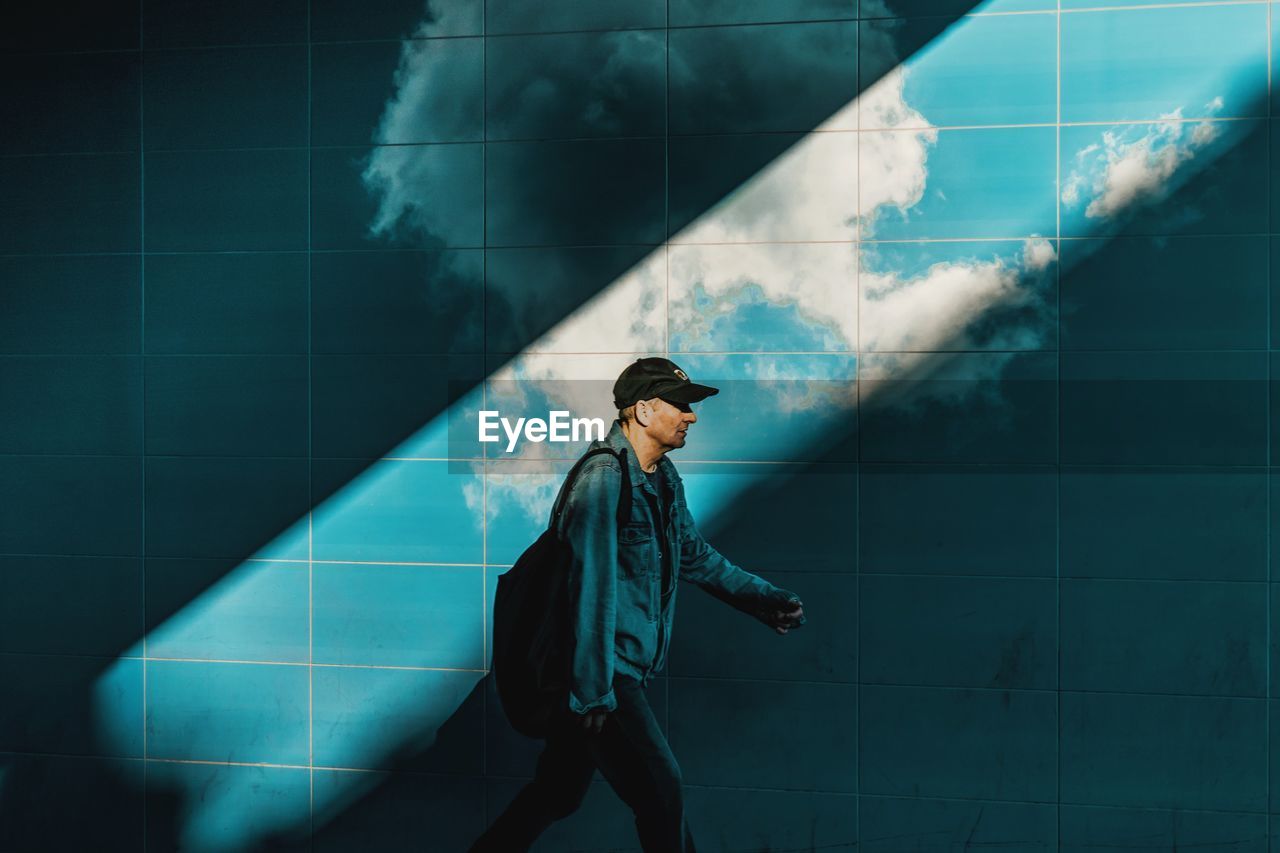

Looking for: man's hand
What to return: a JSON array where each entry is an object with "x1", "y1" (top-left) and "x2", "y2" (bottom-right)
[
  {"x1": 579, "y1": 709, "x2": 609, "y2": 734},
  {"x1": 759, "y1": 591, "x2": 806, "y2": 635}
]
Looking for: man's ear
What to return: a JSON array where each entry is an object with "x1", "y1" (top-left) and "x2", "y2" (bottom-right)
[{"x1": 633, "y1": 398, "x2": 653, "y2": 427}]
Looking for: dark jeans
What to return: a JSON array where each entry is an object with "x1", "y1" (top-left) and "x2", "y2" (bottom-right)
[{"x1": 470, "y1": 675, "x2": 696, "y2": 852}]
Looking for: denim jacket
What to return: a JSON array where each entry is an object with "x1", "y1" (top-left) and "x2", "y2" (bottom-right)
[{"x1": 554, "y1": 420, "x2": 787, "y2": 714}]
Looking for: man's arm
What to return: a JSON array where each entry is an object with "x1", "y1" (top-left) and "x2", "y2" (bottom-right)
[
  {"x1": 676, "y1": 497, "x2": 804, "y2": 629},
  {"x1": 558, "y1": 458, "x2": 622, "y2": 715}
]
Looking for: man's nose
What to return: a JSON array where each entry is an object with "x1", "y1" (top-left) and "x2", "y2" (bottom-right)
[{"x1": 685, "y1": 410, "x2": 697, "y2": 424}]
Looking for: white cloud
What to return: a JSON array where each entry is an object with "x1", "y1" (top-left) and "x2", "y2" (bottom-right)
[
  {"x1": 861, "y1": 237, "x2": 1055, "y2": 356},
  {"x1": 1063, "y1": 107, "x2": 1222, "y2": 220},
  {"x1": 668, "y1": 242, "x2": 858, "y2": 349}
]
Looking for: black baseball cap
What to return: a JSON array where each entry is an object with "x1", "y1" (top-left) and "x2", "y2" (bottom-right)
[{"x1": 612, "y1": 357, "x2": 720, "y2": 409}]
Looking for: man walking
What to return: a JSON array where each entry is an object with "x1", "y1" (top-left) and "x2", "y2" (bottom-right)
[{"x1": 472, "y1": 357, "x2": 806, "y2": 852}]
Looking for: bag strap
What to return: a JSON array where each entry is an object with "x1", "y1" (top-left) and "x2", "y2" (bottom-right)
[{"x1": 550, "y1": 446, "x2": 633, "y2": 533}]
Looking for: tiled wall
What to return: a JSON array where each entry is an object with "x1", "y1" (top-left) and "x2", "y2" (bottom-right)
[{"x1": 2, "y1": 0, "x2": 1279, "y2": 850}]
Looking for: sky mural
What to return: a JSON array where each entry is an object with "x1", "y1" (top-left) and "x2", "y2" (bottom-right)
[{"x1": 73, "y1": 0, "x2": 1276, "y2": 848}]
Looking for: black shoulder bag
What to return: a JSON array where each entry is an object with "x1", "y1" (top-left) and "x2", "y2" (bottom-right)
[{"x1": 491, "y1": 447, "x2": 633, "y2": 738}]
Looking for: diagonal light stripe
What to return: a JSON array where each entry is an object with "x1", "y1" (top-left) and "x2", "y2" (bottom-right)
[{"x1": 91, "y1": 1, "x2": 1269, "y2": 846}]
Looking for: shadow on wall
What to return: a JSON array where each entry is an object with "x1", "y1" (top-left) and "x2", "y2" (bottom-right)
[
  {"x1": 5, "y1": 1, "x2": 1266, "y2": 850},
  {"x1": 304, "y1": 89, "x2": 1270, "y2": 851},
  {"x1": 0, "y1": 5, "x2": 980, "y2": 850}
]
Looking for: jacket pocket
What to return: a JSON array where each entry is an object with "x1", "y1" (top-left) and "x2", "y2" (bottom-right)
[{"x1": 617, "y1": 522, "x2": 654, "y2": 580}]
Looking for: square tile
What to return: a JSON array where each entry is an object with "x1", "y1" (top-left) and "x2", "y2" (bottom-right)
[
  {"x1": 1060, "y1": 690, "x2": 1266, "y2": 811},
  {"x1": 1060, "y1": 351, "x2": 1267, "y2": 466},
  {"x1": 0, "y1": 756, "x2": 142, "y2": 853},
  {"x1": 144, "y1": 356, "x2": 308, "y2": 457},
  {"x1": 668, "y1": 677, "x2": 858, "y2": 791},
  {"x1": 487, "y1": 245, "x2": 664, "y2": 354},
  {"x1": 672, "y1": 0, "x2": 856, "y2": 26},
  {"x1": 312, "y1": 770, "x2": 485, "y2": 853},
  {"x1": 485, "y1": 29, "x2": 665, "y2": 141},
  {"x1": 860, "y1": 796, "x2": 1056, "y2": 853},
  {"x1": 0, "y1": 455, "x2": 142, "y2": 557},
  {"x1": 685, "y1": 788, "x2": 859, "y2": 852},
  {"x1": 314, "y1": 250, "x2": 483, "y2": 354},
  {"x1": 312, "y1": 143, "x2": 484, "y2": 250},
  {"x1": 0, "y1": 53, "x2": 139, "y2": 154},
  {"x1": 671, "y1": 571, "x2": 856, "y2": 682},
  {"x1": 860, "y1": 684, "x2": 1056, "y2": 801},
  {"x1": 4, "y1": 1, "x2": 139, "y2": 51},
  {"x1": 145, "y1": 253, "x2": 308, "y2": 354},
  {"x1": 145, "y1": 762, "x2": 311, "y2": 852},
  {"x1": 866, "y1": 0, "x2": 1052, "y2": 14},
  {"x1": 1062, "y1": 3, "x2": 1267, "y2": 123},
  {"x1": 1062, "y1": 578, "x2": 1266, "y2": 697},
  {"x1": 678, "y1": 462, "x2": 858, "y2": 575},
  {"x1": 311, "y1": 667, "x2": 483, "y2": 773},
  {"x1": 311, "y1": 0, "x2": 481, "y2": 40},
  {"x1": 485, "y1": 139, "x2": 665, "y2": 247},
  {"x1": 311, "y1": 38, "x2": 482, "y2": 147},
  {"x1": 145, "y1": 559, "x2": 309, "y2": 663},
  {"x1": 1061, "y1": 805, "x2": 1266, "y2": 853},
  {"x1": 863, "y1": 127, "x2": 1055, "y2": 241},
  {"x1": 860, "y1": 351, "x2": 1058, "y2": 464},
  {"x1": 860, "y1": 464, "x2": 1057, "y2": 578},
  {"x1": 143, "y1": 0, "x2": 307, "y2": 47},
  {"x1": 0, "y1": 555, "x2": 142, "y2": 657},
  {"x1": 1061, "y1": 236, "x2": 1267, "y2": 351},
  {"x1": 859, "y1": 239, "x2": 1057, "y2": 354},
  {"x1": 0, "y1": 255, "x2": 139, "y2": 355},
  {"x1": 310, "y1": 354, "x2": 484, "y2": 460},
  {"x1": 669, "y1": 132, "x2": 840, "y2": 241},
  {"x1": 145, "y1": 148, "x2": 307, "y2": 251},
  {"x1": 670, "y1": 21, "x2": 857, "y2": 135},
  {"x1": 143, "y1": 45, "x2": 307, "y2": 150},
  {"x1": 0, "y1": 154, "x2": 139, "y2": 253},
  {"x1": 1062, "y1": 118, "x2": 1266, "y2": 238},
  {"x1": 673, "y1": 354, "x2": 859, "y2": 463},
  {"x1": 144, "y1": 456, "x2": 309, "y2": 559},
  {"x1": 146, "y1": 659, "x2": 309, "y2": 764},
  {"x1": 311, "y1": 459, "x2": 484, "y2": 564},
  {"x1": 0, "y1": 356, "x2": 141, "y2": 455},
  {"x1": 485, "y1": 0, "x2": 664, "y2": 34},
  {"x1": 313, "y1": 562, "x2": 484, "y2": 668},
  {"x1": 670, "y1": 243, "x2": 857, "y2": 352},
  {"x1": 1061, "y1": 467, "x2": 1267, "y2": 582},
  {"x1": 861, "y1": 575, "x2": 1057, "y2": 690},
  {"x1": 860, "y1": 13, "x2": 1055, "y2": 127},
  {"x1": 0, "y1": 654, "x2": 141, "y2": 758}
]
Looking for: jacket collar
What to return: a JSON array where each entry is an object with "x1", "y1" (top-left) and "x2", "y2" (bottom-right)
[{"x1": 600, "y1": 420, "x2": 679, "y2": 498}]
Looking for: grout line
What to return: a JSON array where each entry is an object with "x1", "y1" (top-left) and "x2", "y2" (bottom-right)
[
  {"x1": 305, "y1": 0, "x2": 316, "y2": 840},
  {"x1": 1266, "y1": 3, "x2": 1273, "y2": 846},
  {"x1": 854, "y1": 5, "x2": 863, "y2": 826},
  {"x1": 667, "y1": 676, "x2": 1274, "y2": 701},
  {"x1": 665, "y1": 0, "x2": 672, "y2": 749},
  {"x1": 2, "y1": 744, "x2": 1276, "y2": 818},
  {"x1": 138, "y1": 1, "x2": 147, "y2": 848},
  {"x1": 134, "y1": 657, "x2": 490, "y2": 671},
  {"x1": 480, "y1": 0, "x2": 490, "y2": 799},
  {"x1": 1, "y1": 1, "x2": 1268, "y2": 59},
  {"x1": 9, "y1": 228, "x2": 1280, "y2": 260},
  {"x1": 3, "y1": 112, "x2": 1263, "y2": 160},
  {"x1": 1055, "y1": 0, "x2": 1064, "y2": 844}
]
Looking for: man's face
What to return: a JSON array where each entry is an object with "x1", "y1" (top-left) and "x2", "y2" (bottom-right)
[{"x1": 638, "y1": 397, "x2": 697, "y2": 450}]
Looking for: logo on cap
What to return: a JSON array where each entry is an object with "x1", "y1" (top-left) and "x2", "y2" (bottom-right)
[{"x1": 673, "y1": 368, "x2": 689, "y2": 381}]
